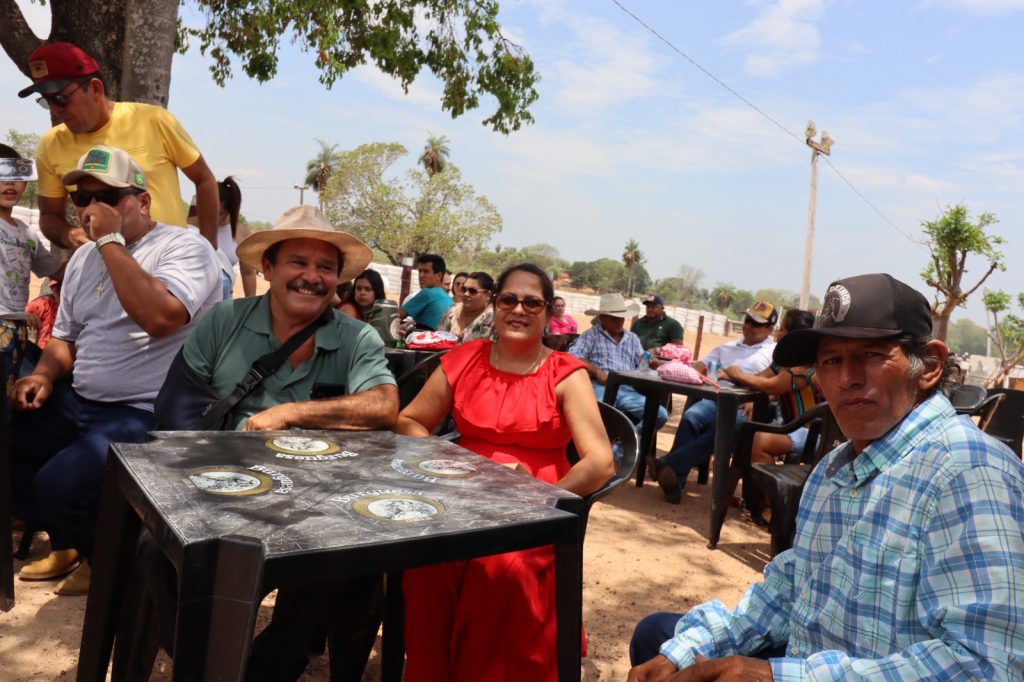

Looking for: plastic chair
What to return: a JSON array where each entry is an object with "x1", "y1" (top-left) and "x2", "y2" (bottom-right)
[
  {"x1": 745, "y1": 404, "x2": 845, "y2": 557},
  {"x1": 382, "y1": 400, "x2": 639, "y2": 678},
  {"x1": 983, "y1": 387, "x2": 1024, "y2": 458},
  {"x1": 395, "y1": 352, "x2": 442, "y2": 410},
  {"x1": 945, "y1": 383, "x2": 987, "y2": 413},
  {"x1": 542, "y1": 333, "x2": 579, "y2": 352}
]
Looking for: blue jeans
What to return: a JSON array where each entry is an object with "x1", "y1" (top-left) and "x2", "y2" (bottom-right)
[
  {"x1": 10, "y1": 385, "x2": 157, "y2": 558},
  {"x1": 630, "y1": 611, "x2": 787, "y2": 666},
  {"x1": 222, "y1": 271, "x2": 234, "y2": 300},
  {"x1": 660, "y1": 400, "x2": 745, "y2": 492}
]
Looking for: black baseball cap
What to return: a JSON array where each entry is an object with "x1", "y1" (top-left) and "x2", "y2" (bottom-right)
[{"x1": 773, "y1": 273, "x2": 932, "y2": 367}]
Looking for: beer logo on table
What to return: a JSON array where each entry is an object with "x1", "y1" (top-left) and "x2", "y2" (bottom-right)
[
  {"x1": 351, "y1": 493, "x2": 445, "y2": 523},
  {"x1": 186, "y1": 466, "x2": 274, "y2": 496},
  {"x1": 266, "y1": 436, "x2": 356, "y2": 461},
  {"x1": 407, "y1": 458, "x2": 477, "y2": 478}
]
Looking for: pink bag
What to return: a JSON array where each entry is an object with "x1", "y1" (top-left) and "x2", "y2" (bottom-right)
[
  {"x1": 659, "y1": 343, "x2": 692, "y2": 363},
  {"x1": 656, "y1": 359, "x2": 704, "y2": 384}
]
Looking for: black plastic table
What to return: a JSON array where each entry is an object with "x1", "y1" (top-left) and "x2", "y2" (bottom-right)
[
  {"x1": 77, "y1": 430, "x2": 583, "y2": 681},
  {"x1": 602, "y1": 370, "x2": 765, "y2": 548}
]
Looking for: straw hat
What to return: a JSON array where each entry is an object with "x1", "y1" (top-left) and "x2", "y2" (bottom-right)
[
  {"x1": 236, "y1": 205, "x2": 372, "y2": 282},
  {"x1": 584, "y1": 293, "x2": 641, "y2": 319}
]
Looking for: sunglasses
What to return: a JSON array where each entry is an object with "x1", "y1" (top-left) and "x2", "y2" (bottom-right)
[
  {"x1": 462, "y1": 287, "x2": 491, "y2": 297},
  {"x1": 69, "y1": 187, "x2": 143, "y2": 208},
  {"x1": 744, "y1": 316, "x2": 773, "y2": 328},
  {"x1": 494, "y1": 293, "x2": 548, "y2": 315},
  {"x1": 36, "y1": 80, "x2": 87, "y2": 110}
]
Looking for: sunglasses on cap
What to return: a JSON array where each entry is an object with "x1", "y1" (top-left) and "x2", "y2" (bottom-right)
[
  {"x1": 35, "y1": 80, "x2": 88, "y2": 110},
  {"x1": 494, "y1": 293, "x2": 548, "y2": 315},
  {"x1": 69, "y1": 187, "x2": 144, "y2": 208}
]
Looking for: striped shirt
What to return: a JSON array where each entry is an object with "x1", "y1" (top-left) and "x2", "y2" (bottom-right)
[
  {"x1": 660, "y1": 392, "x2": 1024, "y2": 680},
  {"x1": 568, "y1": 325, "x2": 643, "y2": 372}
]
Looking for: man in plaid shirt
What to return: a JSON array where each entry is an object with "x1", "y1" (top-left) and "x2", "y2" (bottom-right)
[{"x1": 629, "y1": 273, "x2": 1024, "y2": 681}]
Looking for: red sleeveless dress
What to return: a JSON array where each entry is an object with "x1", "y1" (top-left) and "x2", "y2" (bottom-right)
[{"x1": 403, "y1": 339, "x2": 588, "y2": 681}]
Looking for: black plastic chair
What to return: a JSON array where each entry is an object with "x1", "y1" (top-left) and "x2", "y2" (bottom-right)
[
  {"x1": 382, "y1": 400, "x2": 639, "y2": 679},
  {"x1": 945, "y1": 383, "x2": 987, "y2": 413},
  {"x1": 1, "y1": 360, "x2": 13, "y2": 611},
  {"x1": 395, "y1": 352, "x2": 442, "y2": 410},
  {"x1": 983, "y1": 387, "x2": 1024, "y2": 458}
]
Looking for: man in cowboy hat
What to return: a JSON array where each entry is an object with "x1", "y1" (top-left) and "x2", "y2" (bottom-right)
[
  {"x1": 652, "y1": 300, "x2": 778, "y2": 503},
  {"x1": 629, "y1": 274, "x2": 1024, "y2": 680},
  {"x1": 569, "y1": 292, "x2": 669, "y2": 433},
  {"x1": 165, "y1": 203, "x2": 397, "y2": 678},
  {"x1": 10, "y1": 144, "x2": 221, "y2": 594}
]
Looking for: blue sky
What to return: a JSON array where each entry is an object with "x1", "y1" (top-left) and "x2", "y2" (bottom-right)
[{"x1": 3, "y1": 0, "x2": 1023, "y2": 325}]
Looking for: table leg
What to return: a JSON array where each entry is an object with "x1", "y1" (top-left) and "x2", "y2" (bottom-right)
[
  {"x1": 554, "y1": 523, "x2": 582, "y2": 682},
  {"x1": 77, "y1": 461, "x2": 142, "y2": 681},
  {"x1": 707, "y1": 394, "x2": 739, "y2": 549},
  {"x1": 172, "y1": 536, "x2": 264, "y2": 681},
  {"x1": 382, "y1": 571, "x2": 405, "y2": 682},
  {"x1": 634, "y1": 391, "x2": 663, "y2": 487}
]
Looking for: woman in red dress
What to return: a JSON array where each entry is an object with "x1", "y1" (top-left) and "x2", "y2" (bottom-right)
[{"x1": 396, "y1": 262, "x2": 614, "y2": 681}]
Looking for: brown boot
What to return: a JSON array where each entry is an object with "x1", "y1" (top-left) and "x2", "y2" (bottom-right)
[
  {"x1": 54, "y1": 561, "x2": 90, "y2": 596},
  {"x1": 19, "y1": 549, "x2": 81, "y2": 581}
]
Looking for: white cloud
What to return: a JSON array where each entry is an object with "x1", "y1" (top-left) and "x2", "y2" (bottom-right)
[
  {"x1": 916, "y1": 0, "x2": 1024, "y2": 13},
  {"x1": 350, "y1": 65, "x2": 442, "y2": 107},
  {"x1": 720, "y1": 0, "x2": 827, "y2": 77}
]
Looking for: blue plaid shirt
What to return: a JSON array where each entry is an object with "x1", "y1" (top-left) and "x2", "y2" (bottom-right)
[
  {"x1": 568, "y1": 325, "x2": 643, "y2": 372},
  {"x1": 660, "y1": 392, "x2": 1024, "y2": 680}
]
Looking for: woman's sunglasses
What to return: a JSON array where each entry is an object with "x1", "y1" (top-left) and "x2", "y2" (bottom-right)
[
  {"x1": 69, "y1": 187, "x2": 144, "y2": 208},
  {"x1": 494, "y1": 293, "x2": 548, "y2": 315},
  {"x1": 462, "y1": 287, "x2": 491, "y2": 297}
]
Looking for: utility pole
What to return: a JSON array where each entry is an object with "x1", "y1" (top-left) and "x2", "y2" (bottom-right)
[
  {"x1": 800, "y1": 121, "x2": 835, "y2": 310},
  {"x1": 293, "y1": 184, "x2": 309, "y2": 205}
]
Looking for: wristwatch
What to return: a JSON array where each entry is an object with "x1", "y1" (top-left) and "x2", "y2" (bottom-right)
[{"x1": 95, "y1": 232, "x2": 126, "y2": 250}]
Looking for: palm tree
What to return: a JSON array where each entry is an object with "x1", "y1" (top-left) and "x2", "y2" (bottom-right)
[
  {"x1": 305, "y1": 138, "x2": 339, "y2": 206},
  {"x1": 418, "y1": 134, "x2": 450, "y2": 176},
  {"x1": 622, "y1": 239, "x2": 644, "y2": 298}
]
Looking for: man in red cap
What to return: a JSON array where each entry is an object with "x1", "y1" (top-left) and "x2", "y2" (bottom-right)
[{"x1": 17, "y1": 42, "x2": 219, "y2": 250}]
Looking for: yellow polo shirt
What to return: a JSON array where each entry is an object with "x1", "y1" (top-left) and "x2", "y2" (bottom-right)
[{"x1": 36, "y1": 101, "x2": 200, "y2": 228}]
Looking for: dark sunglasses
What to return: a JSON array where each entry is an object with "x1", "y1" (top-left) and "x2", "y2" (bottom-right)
[
  {"x1": 494, "y1": 293, "x2": 548, "y2": 315},
  {"x1": 462, "y1": 287, "x2": 491, "y2": 297},
  {"x1": 69, "y1": 187, "x2": 143, "y2": 208},
  {"x1": 36, "y1": 80, "x2": 87, "y2": 110},
  {"x1": 744, "y1": 316, "x2": 773, "y2": 328}
]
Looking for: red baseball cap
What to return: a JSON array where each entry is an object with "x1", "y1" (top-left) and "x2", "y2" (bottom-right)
[{"x1": 17, "y1": 42, "x2": 100, "y2": 98}]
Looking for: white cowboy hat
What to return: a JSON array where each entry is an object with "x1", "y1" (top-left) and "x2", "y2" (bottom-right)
[
  {"x1": 236, "y1": 205, "x2": 372, "y2": 282},
  {"x1": 584, "y1": 293, "x2": 641, "y2": 319}
]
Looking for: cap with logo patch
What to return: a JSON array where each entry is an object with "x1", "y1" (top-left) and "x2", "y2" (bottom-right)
[
  {"x1": 17, "y1": 42, "x2": 100, "y2": 98},
  {"x1": 773, "y1": 273, "x2": 932, "y2": 367},
  {"x1": 746, "y1": 300, "x2": 778, "y2": 325},
  {"x1": 61, "y1": 145, "x2": 147, "y2": 191}
]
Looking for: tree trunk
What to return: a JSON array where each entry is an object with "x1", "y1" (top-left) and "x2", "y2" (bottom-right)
[{"x1": 0, "y1": 0, "x2": 177, "y2": 106}]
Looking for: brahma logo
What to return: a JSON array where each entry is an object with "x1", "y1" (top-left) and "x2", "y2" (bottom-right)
[{"x1": 818, "y1": 284, "x2": 851, "y2": 325}]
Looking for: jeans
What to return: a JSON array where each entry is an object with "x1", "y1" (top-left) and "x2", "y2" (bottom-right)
[
  {"x1": 629, "y1": 611, "x2": 787, "y2": 666},
  {"x1": 660, "y1": 400, "x2": 745, "y2": 492},
  {"x1": 10, "y1": 385, "x2": 156, "y2": 558},
  {"x1": 222, "y1": 271, "x2": 234, "y2": 300},
  {"x1": 590, "y1": 381, "x2": 668, "y2": 431}
]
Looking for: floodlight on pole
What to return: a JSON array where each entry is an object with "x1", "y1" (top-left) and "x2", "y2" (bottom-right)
[
  {"x1": 293, "y1": 183, "x2": 309, "y2": 205},
  {"x1": 800, "y1": 121, "x2": 834, "y2": 310}
]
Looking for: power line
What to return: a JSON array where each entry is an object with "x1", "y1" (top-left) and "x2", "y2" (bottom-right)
[{"x1": 609, "y1": 0, "x2": 923, "y2": 249}]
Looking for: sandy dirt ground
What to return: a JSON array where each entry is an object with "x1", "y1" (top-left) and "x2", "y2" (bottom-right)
[{"x1": 1, "y1": 395, "x2": 771, "y2": 681}]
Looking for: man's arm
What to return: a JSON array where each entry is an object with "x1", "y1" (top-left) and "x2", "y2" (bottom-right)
[
  {"x1": 568, "y1": 331, "x2": 608, "y2": 383},
  {"x1": 11, "y1": 338, "x2": 75, "y2": 410},
  {"x1": 242, "y1": 384, "x2": 398, "y2": 431},
  {"x1": 182, "y1": 155, "x2": 219, "y2": 248},
  {"x1": 721, "y1": 366, "x2": 798, "y2": 396},
  {"x1": 39, "y1": 195, "x2": 88, "y2": 250}
]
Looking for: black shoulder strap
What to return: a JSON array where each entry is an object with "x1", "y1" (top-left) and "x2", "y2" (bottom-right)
[{"x1": 199, "y1": 304, "x2": 331, "y2": 429}]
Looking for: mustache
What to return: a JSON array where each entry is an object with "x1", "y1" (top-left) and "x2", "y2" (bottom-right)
[{"x1": 286, "y1": 279, "x2": 329, "y2": 296}]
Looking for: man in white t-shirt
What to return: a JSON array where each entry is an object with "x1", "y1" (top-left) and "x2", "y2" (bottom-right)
[
  {"x1": 10, "y1": 145, "x2": 220, "y2": 594},
  {"x1": 653, "y1": 301, "x2": 778, "y2": 503}
]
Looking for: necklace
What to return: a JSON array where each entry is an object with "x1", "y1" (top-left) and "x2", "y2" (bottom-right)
[
  {"x1": 96, "y1": 268, "x2": 109, "y2": 298},
  {"x1": 491, "y1": 343, "x2": 545, "y2": 375}
]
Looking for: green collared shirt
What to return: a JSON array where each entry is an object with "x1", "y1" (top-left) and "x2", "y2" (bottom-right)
[
  {"x1": 631, "y1": 313, "x2": 684, "y2": 350},
  {"x1": 183, "y1": 294, "x2": 395, "y2": 430}
]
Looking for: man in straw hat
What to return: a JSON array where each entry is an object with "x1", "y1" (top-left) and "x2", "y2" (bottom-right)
[
  {"x1": 153, "y1": 204, "x2": 397, "y2": 678},
  {"x1": 629, "y1": 274, "x2": 1024, "y2": 681},
  {"x1": 10, "y1": 144, "x2": 221, "y2": 595},
  {"x1": 569, "y1": 292, "x2": 668, "y2": 435},
  {"x1": 652, "y1": 300, "x2": 778, "y2": 504}
]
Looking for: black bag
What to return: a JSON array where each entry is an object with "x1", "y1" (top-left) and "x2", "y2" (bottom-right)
[{"x1": 154, "y1": 307, "x2": 329, "y2": 431}]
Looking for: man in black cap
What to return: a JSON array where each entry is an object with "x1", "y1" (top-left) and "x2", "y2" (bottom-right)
[
  {"x1": 628, "y1": 273, "x2": 1024, "y2": 682},
  {"x1": 632, "y1": 295, "x2": 684, "y2": 352}
]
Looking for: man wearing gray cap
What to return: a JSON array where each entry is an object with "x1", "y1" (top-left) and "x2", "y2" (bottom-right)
[
  {"x1": 628, "y1": 273, "x2": 1024, "y2": 681},
  {"x1": 10, "y1": 145, "x2": 220, "y2": 595}
]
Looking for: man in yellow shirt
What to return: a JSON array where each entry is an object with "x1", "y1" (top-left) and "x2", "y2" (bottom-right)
[{"x1": 17, "y1": 42, "x2": 219, "y2": 251}]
